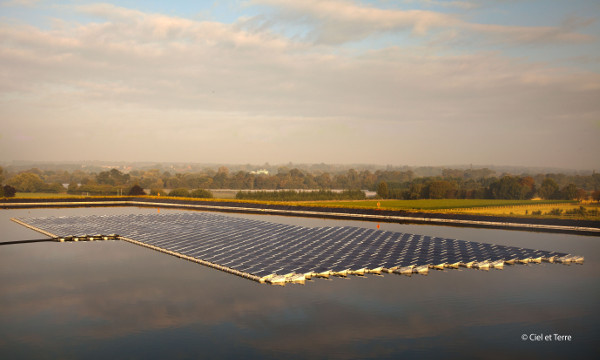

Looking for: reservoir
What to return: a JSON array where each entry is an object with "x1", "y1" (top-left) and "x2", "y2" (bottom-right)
[{"x1": 1, "y1": 207, "x2": 598, "y2": 358}]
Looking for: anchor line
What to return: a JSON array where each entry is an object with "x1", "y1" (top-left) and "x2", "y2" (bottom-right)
[{"x1": 0, "y1": 238, "x2": 56, "y2": 246}]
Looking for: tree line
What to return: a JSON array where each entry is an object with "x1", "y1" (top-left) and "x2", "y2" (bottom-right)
[
  {"x1": 235, "y1": 190, "x2": 366, "y2": 201},
  {"x1": 1, "y1": 165, "x2": 600, "y2": 201},
  {"x1": 376, "y1": 176, "x2": 593, "y2": 200}
]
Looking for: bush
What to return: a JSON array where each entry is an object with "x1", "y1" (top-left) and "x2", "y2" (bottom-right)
[
  {"x1": 546, "y1": 208, "x2": 563, "y2": 216},
  {"x1": 168, "y1": 188, "x2": 190, "y2": 197},
  {"x1": 190, "y1": 189, "x2": 213, "y2": 198},
  {"x1": 565, "y1": 206, "x2": 587, "y2": 217},
  {"x1": 45, "y1": 182, "x2": 66, "y2": 193},
  {"x1": 150, "y1": 189, "x2": 167, "y2": 196},
  {"x1": 2, "y1": 185, "x2": 16, "y2": 197},
  {"x1": 67, "y1": 184, "x2": 119, "y2": 195},
  {"x1": 67, "y1": 182, "x2": 79, "y2": 194},
  {"x1": 128, "y1": 184, "x2": 146, "y2": 196}
]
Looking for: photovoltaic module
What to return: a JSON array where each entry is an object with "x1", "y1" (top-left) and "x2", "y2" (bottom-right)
[{"x1": 11, "y1": 212, "x2": 584, "y2": 285}]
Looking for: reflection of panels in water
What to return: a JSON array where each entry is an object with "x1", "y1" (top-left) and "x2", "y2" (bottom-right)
[{"x1": 12, "y1": 213, "x2": 583, "y2": 286}]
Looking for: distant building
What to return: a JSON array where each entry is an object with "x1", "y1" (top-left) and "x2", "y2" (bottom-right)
[{"x1": 249, "y1": 169, "x2": 269, "y2": 175}]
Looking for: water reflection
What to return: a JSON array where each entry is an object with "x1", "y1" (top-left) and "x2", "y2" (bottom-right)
[{"x1": 1, "y1": 207, "x2": 598, "y2": 359}]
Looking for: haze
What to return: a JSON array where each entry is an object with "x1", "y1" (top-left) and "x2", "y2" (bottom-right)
[{"x1": 1, "y1": 0, "x2": 599, "y2": 169}]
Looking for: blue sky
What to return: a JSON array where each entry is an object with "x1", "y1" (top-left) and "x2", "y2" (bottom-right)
[{"x1": 1, "y1": 0, "x2": 599, "y2": 169}]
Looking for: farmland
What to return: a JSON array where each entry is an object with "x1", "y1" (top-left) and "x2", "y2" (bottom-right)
[
  {"x1": 4, "y1": 194, "x2": 599, "y2": 221},
  {"x1": 297, "y1": 199, "x2": 600, "y2": 220},
  {"x1": 14, "y1": 192, "x2": 84, "y2": 198},
  {"x1": 299, "y1": 199, "x2": 575, "y2": 210}
]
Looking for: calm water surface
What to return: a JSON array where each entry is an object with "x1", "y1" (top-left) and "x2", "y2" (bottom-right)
[{"x1": 1, "y1": 207, "x2": 598, "y2": 359}]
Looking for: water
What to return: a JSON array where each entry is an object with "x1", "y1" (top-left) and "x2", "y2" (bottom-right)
[{"x1": 1, "y1": 207, "x2": 598, "y2": 359}]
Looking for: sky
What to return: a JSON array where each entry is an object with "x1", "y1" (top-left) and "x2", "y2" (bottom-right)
[{"x1": 1, "y1": 0, "x2": 599, "y2": 169}]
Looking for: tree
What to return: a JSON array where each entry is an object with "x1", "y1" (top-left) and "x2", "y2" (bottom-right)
[
  {"x1": 376, "y1": 182, "x2": 389, "y2": 198},
  {"x1": 110, "y1": 168, "x2": 130, "y2": 184},
  {"x1": 165, "y1": 177, "x2": 182, "y2": 189},
  {"x1": 45, "y1": 183, "x2": 66, "y2": 193},
  {"x1": 128, "y1": 184, "x2": 146, "y2": 196},
  {"x1": 405, "y1": 183, "x2": 423, "y2": 200},
  {"x1": 96, "y1": 171, "x2": 114, "y2": 185},
  {"x1": 333, "y1": 173, "x2": 349, "y2": 189},
  {"x1": 425, "y1": 180, "x2": 457, "y2": 199},
  {"x1": 3, "y1": 185, "x2": 16, "y2": 197},
  {"x1": 97, "y1": 168, "x2": 130, "y2": 185},
  {"x1": 346, "y1": 169, "x2": 360, "y2": 189},
  {"x1": 575, "y1": 189, "x2": 588, "y2": 201},
  {"x1": 7, "y1": 172, "x2": 46, "y2": 192},
  {"x1": 488, "y1": 176, "x2": 529, "y2": 200},
  {"x1": 519, "y1": 176, "x2": 536, "y2": 199},
  {"x1": 212, "y1": 167, "x2": 229, "y2": 188},
  {"x1": 538, "y1": 178, "x2": 560, "y2": 199},
  {"x1": 560, "y1": 184, "x2": 578, "y2": 200},
  {"x1": 67, "y1": 182, "x2": 79, "y2": 194}
]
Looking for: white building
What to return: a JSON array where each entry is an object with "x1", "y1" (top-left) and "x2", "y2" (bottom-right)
[{"x1": 249, "y1": 169, "x2": 269, "y2": 175}]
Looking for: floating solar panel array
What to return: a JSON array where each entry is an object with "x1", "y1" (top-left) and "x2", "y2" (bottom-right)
[{"x1": 12, "y1": 213, "x2": 584, "y2": 285}]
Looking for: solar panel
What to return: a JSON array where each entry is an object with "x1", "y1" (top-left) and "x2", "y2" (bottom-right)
[{"x1": 11, "y1": 212, "x2": 584, "y2": 285}]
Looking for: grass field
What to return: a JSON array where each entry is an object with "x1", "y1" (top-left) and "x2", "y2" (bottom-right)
[
  {"x1": 298, "y1": 199, "x2": 600, "y2": 220},
  {"x1": 447, "y1": 202, "x2": 599, "y2": 217},
  {"x1": 299, "y1": 199, "x2": 575, "y2": 210},
  {"x1": 13, "y1": 192, "x2": 82, "y2": 198}
]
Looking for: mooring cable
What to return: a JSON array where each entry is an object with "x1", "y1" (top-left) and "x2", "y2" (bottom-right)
[{"x1": 0, "y1": 238, "x2": 56, "y2": 246}]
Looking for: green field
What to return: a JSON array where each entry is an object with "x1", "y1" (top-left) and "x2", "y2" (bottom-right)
[
  {"x1": 13, "y1": 192, "x2": 81, "y2": 198},
  {"x1": 6, "y1": 195, "x2": 575, "y2": 210},
  {"x1": 298, "y1": 199, "x2": 599, "y2": 220},
  {"x1": 299, "y1": 199, "x2": 575, "y2": 210}
]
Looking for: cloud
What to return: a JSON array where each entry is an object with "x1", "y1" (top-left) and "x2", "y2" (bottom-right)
[
  {"x1": 75, "y1": 3, "x2": 290, "y2": 48},
  {"x1": 404, "y1": 0, "x2": 480, "y2": 10},
  {"x1": 467, "y1": 16, "x2": 596, "y2": 45},
  {"x1": 0, "y1": 2, "x2": 598, "y2": 166},
  {"x1": 250, "y1": 0, "x2": 593, "y2": 45},
  {"x1": 252, "y1": 0, "x2": 459, "y2": 43},
  {"x1": 1, "y1": 0, "x2": 41, "y2": 7}
]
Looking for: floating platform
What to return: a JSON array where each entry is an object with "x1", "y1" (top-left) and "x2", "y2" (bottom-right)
[{"x1": 11, "y1": 213, "x2": 584, "y2": 285}]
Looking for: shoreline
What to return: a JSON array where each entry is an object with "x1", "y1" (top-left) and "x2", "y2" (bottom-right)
[{"x1": 2, "y1": 197, "x2": 599, "y2": 236}]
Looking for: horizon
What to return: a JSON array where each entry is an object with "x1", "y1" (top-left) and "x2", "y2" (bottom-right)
[
  {"x1": 1, "y1": 159, "x2": 596, "y2": 173},
  {"x1": 1, "y1": 0, "x2": 599, "y2": 169}
]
